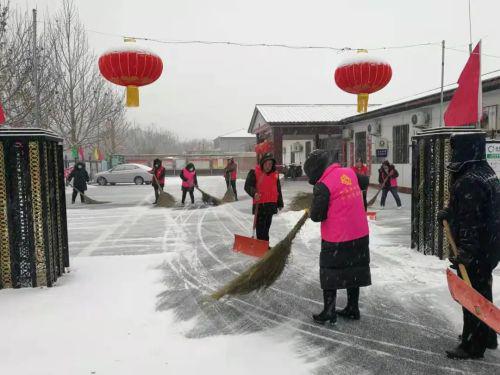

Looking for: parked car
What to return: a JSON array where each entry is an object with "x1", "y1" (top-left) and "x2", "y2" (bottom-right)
[{"x1": 95, "y1": 164, "x2": 153, "y2": 185}]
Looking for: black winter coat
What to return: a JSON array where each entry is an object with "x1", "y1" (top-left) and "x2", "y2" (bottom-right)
[
  {"x1": 67, "y1": 165, "x2": 89, "y2": 192},
  {"x1": 447, "y1": 161, "x2": 500, "y2": 269},
  {"x1": 310, "y1": 176, "x2": 371, "y2": 290},
  {"x1": 244, "y1": 169, "x2": 284, "y2": 215},
  {"x1": 378, "y1": 166, "x2": 398, "y2": 188}
]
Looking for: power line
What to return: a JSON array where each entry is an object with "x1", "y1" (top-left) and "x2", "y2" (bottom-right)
[{"x1": 383, "y1": 68, "x2": 500, "y2": 105}]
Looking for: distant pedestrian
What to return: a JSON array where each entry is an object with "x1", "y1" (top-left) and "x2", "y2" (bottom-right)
[
  {"x1": 149, "y1": 158, "x2": 166, "y2": 204},
  {"x1": 244, "y1": 153, "x2": 283, "y2": 242},
  {"x1": 224, "y1": 158, "x2": 238, "y2": 200},
  {"x1": 352, "y1": 158, "x2": 369, "y2": 210},
  {"x1": 378, "y1": 160, "x2": 402, "y2": 209},
  {"x1": 352, "y1": 157, "x2": 368, "y2": 176},
  {"x1": 180, "y1": 163, "x2": 198, "y2": 205},
  {"x1": 67, "y1": 162, "x2": 89, "y2": 204}
]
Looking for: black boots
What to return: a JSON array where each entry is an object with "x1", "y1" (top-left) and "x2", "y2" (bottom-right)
[
  {"x1": 446, "y1": 345, "x2": 483, "y2": 360},
  {"x1": 338, "y1": 288, "x2": 361, "y2": 320},
  {"x1": 313, "y1": 290, "x2": 337, "y2": 325}
]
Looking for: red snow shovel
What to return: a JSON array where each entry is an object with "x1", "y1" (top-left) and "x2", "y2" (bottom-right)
[
  {"x1": 443, "y1": 220, "x2": 500, "y2": 333},
  {"x1": 233, "y1": 204, "x2": 269, "y2": 258}
]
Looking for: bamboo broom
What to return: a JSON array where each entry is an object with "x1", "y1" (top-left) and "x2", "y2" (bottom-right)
[
  {"x1": 289, "y1": 191, "x2": 313, "y2": 211},
  {"x1": 196, "y1": 186, "x2": 223, "y2": 206},
  {"x1": 211, "y1": 209, "x2": 309, "y2": 300},
  {"x1": 152, "y1": 175, "x2": 176, "y2": 208},
  {"x1": 68, "y1": 183, "x2": 108, "y2": 204}
]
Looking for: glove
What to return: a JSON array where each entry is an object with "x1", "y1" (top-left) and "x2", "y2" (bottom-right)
[
  {"x1": 449, "y1": 249, "x2": 473, "y2": 267},
  {"x1": 437, "y1": 209, "x2": 450, "y2": 225}
]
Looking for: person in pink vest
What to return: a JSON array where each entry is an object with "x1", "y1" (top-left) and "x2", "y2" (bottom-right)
[
  {"x1": 180, "y1": 163, "x2": 198, "y2": 205},
  {"x1": 378, "y1": 160, "x2": 402, "y2": 209},
  {"x1": 304, "y1": 150, "x2": 371, "y2": 325}
]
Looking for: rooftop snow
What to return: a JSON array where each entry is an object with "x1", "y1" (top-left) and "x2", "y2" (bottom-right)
[
  {"x1": 255, "y1": 104, "x2": 370, "y2": 123},
  {"x1": 216, "y1": 128, "x2": 255, "y2": 138}
]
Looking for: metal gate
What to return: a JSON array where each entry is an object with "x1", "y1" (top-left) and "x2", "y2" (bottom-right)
[
  {"x1": 0, "y1": 128, "x2": 69, "y2": 289},
  {"x1": 411, "y1": 127, "x2": 485, "y2": 258}
]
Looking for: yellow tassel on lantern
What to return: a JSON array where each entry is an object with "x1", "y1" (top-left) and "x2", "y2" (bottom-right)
[
  {"x1": 357, "y1": 93, "x2": 369, "y2": 113},
  {"x1": 126, "y1": 86, "x2": 139, "y2": 107}
]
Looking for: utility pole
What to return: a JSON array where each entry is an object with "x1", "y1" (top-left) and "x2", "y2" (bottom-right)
[
  {"x1": 32, "y1": 9, "x2": 41, "y2": 128},
  {"x1": 439, "y1": 40, "x2": 445, "y2": 127}
]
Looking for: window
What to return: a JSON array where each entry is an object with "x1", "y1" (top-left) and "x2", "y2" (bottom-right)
[
  {"x1": 480, "y1": 105, "x2": 497, "y2": 130},
  {"x1": 355, "y1": 132, "x2": 367, "y2": 163},
  {"x1": 393, "y1": 124, "x2": 409, "y2": 164},
  {"x1": 113, "y1": 165, "x2": 126, "y2": 171}
]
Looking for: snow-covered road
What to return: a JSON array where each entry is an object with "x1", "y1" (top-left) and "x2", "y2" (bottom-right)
[{"x1": 0, "y1": 177, "x2": 498, "y2": 374}]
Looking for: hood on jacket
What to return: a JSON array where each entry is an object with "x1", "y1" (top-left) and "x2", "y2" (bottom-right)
[
  {"x1": 259, "y1": 153, "x2": 276, "y2": 173},
  {"x1": 447, "y1": 132, "x2": 486, "y2": 173},
  {"x1": 186, "y1": 163, "x2": 195, "y2": 172},
  {"x1": 304, "y1": 149, "x2": 330, "y2": 185},
  {"x1": 153, "y1": 158, "x2": 162, "y2": 167},
  {"x1": 75, "y1": 162, "x2": 85, "y2": 170}
]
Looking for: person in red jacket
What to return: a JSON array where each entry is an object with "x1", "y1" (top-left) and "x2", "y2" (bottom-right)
[
  {"x1": 351, "y1": 158, "x2": 368, "y2": 176},
  {"x1": 244, "y1": 153, "x2": 283, "y2": 241},
  {"x1": 224, "y1": 158, "x2": 238, "y2": 200},
  {"x1": 352, "y1": 158, "x2": 369, "y2": 210},
  {"x1": 180, "y1": 163, "x2": 198, "y2": 205},
  {"x1": 149, "y1": 158, "x2": 166, "y2": 204}
]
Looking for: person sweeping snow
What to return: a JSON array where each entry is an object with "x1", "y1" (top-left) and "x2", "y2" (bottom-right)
[
  {"x1": 244, "y1": 153, "x2": 283, "y2": 242},
  {"x1": 304, "y1": 150, "x2": 371, "y2": 325},
  {"x1": 224, "y1": 158, "x2": 238, "y2": 200},
  {"x1": 67, "y1": 162, "x2": 89, "y2": 204},
  {"x1": 150, "y1": 158, "x2": 166, "y2": 204},
  {"x1": 352, "y1": 158, "x2": 369, "y2": 211},
  {"x1": 180, "y1": 163, "x2": 198, "y2": 205},
  {"x1": 437, "y1": 133, "x2": 499, "y2": 360},
  {"x1": 378, "y1": 160, "x2": 402, "y2": 209}
]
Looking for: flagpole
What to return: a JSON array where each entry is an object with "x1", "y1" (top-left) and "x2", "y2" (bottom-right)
[{"x1": 440, "y1": 40, "x2": 445, "y2": 127}]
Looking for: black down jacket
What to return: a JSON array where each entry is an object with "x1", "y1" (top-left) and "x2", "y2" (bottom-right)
[{"x1": 67, "y1": 163, "x2": 89, "y2": 192}]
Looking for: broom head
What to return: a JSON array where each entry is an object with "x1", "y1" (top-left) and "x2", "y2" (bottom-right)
[
  {"x1": 212, "y1": 210, "x2": 309, "y2": 300},
  {"x1": 289, "y1": 192, "x2": 313, "y2": 211},
  {"x1": 157, "y1": 189, "x2": 176, "y2": 208}
]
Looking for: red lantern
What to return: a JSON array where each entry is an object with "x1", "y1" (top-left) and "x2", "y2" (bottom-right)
[
  {"x1": 334, "y1": 55, "x2": 392, "y2": 113},
  {"x1": 98, "y1": 47, "x2": 163, "y2": 107}
]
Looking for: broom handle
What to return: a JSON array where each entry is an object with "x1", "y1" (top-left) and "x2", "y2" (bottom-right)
[
  {"x1": 252, "y1": 203, "x2": 259, "y2": 238},
  {"x1": 67, "y1": 182, "x2": 84, "y2": 196},
  {"x1": 443, "y1": 220, "x2": 472, "y2": 287}
]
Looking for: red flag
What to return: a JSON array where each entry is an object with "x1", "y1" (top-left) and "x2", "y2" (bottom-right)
[
  {"x1": 0, "y1": 102, "x2": 5, "y2": 125},
  {"x1": 444, "y1": 41, "x2": 482, "y2": 127}
]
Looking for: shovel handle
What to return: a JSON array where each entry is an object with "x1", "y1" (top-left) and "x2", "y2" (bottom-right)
[{"x1": 443, "y1": 220, "x2": 472, "y2": 287}]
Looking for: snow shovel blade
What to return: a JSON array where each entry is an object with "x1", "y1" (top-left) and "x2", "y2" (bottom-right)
[
  {"x1": 446, "y1": 269, "x2": 500, "y2": 333},
  {"x1": 233, "y1": 234, "x2": 269, "y2": 258}
]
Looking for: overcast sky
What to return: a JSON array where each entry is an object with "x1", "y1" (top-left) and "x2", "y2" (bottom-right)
[{"x1": 19, "y1": 0, "x2": 500, "y2": 139}]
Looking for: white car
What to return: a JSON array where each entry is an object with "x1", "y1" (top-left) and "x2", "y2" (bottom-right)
[{"x1": 96, "y1": 164, "x2": 153, "y2": 185}]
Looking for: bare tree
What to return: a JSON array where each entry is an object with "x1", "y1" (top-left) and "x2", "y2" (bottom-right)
[
  {"x1": 0, "y1": 1, "x2": 59, "y2": 128},
  {"x1": 47, "y1": 0, "x2": 123, "y2": 149}
]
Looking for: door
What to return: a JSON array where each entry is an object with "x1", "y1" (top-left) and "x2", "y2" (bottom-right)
[{"x1": 305, "y1": 141, "x2": 312, "y2": 160}]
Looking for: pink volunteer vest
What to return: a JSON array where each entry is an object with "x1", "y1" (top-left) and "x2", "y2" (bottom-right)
[{"x1": 318, "y1": 164, "x2": 369, "y2": 243}]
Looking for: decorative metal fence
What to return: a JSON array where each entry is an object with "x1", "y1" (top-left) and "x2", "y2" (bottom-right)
[
  {"x1": 0, "y1": 128, "x2": 69, "y2": 289},
  {"x1": 411, "y1": 127, "x2": 485, "y2": 258}
]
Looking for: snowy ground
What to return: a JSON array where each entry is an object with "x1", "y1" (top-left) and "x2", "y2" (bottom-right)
[{"x1": 0, "y1": 176, "x2": 499, "y2": 374}]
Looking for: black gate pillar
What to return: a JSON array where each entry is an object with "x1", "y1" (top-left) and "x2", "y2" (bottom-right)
[
  {"x1": 411, "y1": 127, "x2": 486, "y2": 258},
  {"x1": 0, "y1": 128, "x2": 69, "y2": 289}
]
